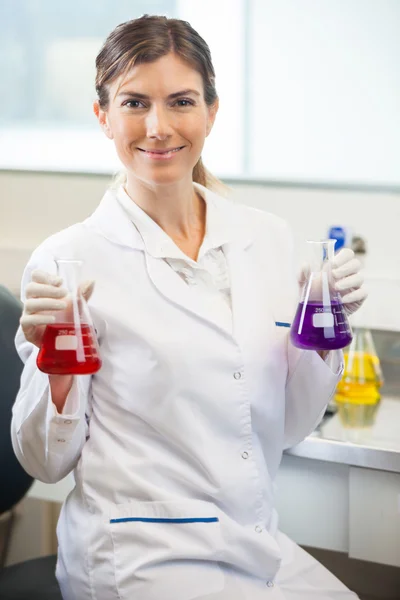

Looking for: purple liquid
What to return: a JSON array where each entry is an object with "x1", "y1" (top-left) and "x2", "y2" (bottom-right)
[{"x1": 290, "y1": 300, "x2": 352, "y2": 350}]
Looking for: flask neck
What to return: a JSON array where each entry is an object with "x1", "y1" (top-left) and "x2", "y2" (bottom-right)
[
  {"x1": 306, "y1": 239, "x2": 336, "y2": 274},
  {"x1": 55, "y1": 259, "x2": 82, "y2": 295}
]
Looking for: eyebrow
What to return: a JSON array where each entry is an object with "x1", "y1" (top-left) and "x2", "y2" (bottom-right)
[{"x1": 117, "y1": 89, "x2": 201, "y2": 100}]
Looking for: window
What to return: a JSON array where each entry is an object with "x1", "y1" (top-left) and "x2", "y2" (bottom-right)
[
  {"x1": 0, "y1": 0, "x2": 244, "y2": 177},
  {"x1": 248, "y1": 0, "x2": 400, "y2": 186},
  {"x1": 1, "y1": 0, "x2": 399, "y2": 186}
]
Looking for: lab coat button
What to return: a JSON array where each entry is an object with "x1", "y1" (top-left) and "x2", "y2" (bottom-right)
[
  {"x1": 266, "y1": 580, "x2": 274, "y2": 588},
  {"x1": 255, "y1": 525, "x2": 262, "y2": 533},
  {"x1": 233, "y1": 372, "x2": 242, "y2": 380},
  {"x1": 241, "y1": 451, "x2": 249, "y2": 459}
]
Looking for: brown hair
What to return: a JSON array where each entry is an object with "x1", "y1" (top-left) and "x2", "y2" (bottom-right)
[{"x1": 96, "y1": 14, "x2": 228, "y2": 195}]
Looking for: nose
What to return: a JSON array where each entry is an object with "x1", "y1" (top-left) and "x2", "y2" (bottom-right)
[{"x1": 145, "y1": 104, "x2": 173, "y2": 140}]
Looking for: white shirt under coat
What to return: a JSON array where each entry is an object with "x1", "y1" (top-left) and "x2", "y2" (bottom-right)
[
  {"x1": 116, "y1": 184, "x2": 233, "y2": 312},
  {"x1": 11, "y1": 183, "x2": 354, "y2": 600}
]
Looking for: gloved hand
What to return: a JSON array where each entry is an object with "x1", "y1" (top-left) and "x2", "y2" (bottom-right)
[
  {"x1": 298, "y1": 248, "x2": 367, "y2": 317},
  {"x1": 20, "y1": 269, "x2": 95, "y2": 349},
  {"x1": 331, "y1": 248, "x2": 367, "y2": 316}
]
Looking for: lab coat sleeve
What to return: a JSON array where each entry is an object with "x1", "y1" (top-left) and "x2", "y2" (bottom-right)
[
  {"x1": 276, "y1": 221, "x2": 344, "y2": 450},
  {"x1": 284, "y1": 344, "x2": 343, "y2": 449},
  {"x1": 11, "y1": 247, "x2": 91, "y2": 484}
]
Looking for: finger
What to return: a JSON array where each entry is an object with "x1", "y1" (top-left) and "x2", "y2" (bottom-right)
[
  {"x1": 335, "y1": 273, "x2": 364, "y2": 292},
  {"x1": 25, "y1": 281, "x2": 68, "y2": 300},
  {"x1": 341, "y1": 287, "x2": 368, "y2": 304},
  {"x1": 298, "y1": 263, "x2": 310, "y2": 284},
  {"x1": 332, "y1": 258, "x2": 362, "y2": 279},
  {"x1": 31, "y1": 269, "x2": 63, "y2": 286},
  {"x1": 24, "y1": 298, "x2": 67, "y2": 315},
  {"x1": 332, "y1": 248, "x2": 355, "y2": 268},
  {"x1": 79, "y1": 280, "x2": 95, "y2": 302},
  {"x1": 20, "y1": 313, "x2": 56, "y2": 327}
]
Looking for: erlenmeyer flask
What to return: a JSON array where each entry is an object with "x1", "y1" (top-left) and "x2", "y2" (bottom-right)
[
  {"x1": 37, "y1": 259, "x2": 102, "y2": 375},
  {"x1": 290, "y1": 240, "x2": 353, "y2": 350},
  {"x1": 335, "y1": 327, "x2": 383, "y2": 427}
]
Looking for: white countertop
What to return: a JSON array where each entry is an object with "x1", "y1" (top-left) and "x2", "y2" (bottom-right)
[{"x1": 285, "y1": 396, "x2": 400, "y2": 473}]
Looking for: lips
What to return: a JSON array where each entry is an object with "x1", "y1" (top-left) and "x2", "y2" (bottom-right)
[
  {"x1": 137, "y1": 146, "x2": 186, "y2": 161},
  {"x1": 138, "y1": 146, "x2": 184, "y2": 154}
]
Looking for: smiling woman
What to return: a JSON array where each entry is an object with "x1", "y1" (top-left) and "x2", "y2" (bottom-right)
[
  {"x1": 12, "y1": 13, "x2": 365, "y2": 600},
  {"x1": 93, "y1": 15, "x2": 223, "y2": 194},
  {"x1": 95, "y1": 53, "x2": 213, "y2": 181}
]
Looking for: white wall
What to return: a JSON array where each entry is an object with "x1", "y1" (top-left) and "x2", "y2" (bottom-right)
[
  {"x1": 249, "y1": 0, "x2": 400, "y2": 185},
  {"x1": 1, "y1": 170, "x2": 399, "y2": 330}
]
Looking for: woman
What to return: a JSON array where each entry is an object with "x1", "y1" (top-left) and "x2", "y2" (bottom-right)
[{"x1": 12, "y1": 15, "x2": 365, "y2": 600}]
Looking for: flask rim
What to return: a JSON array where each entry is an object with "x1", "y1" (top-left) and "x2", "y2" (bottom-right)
[
  {"x1": 54, "y1": 258, "x2": 83, "y2": 265},
  {"x1": 305, "y1": 239, "x2": 337, "y2": 246}
]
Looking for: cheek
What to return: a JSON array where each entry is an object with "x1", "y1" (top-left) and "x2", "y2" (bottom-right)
[
  {"x1": 110, "y1": 114, "x2": 142, "y2": 143},
  {"x1": 180, "y1": 115, "x2": 208, "y2": 146}
]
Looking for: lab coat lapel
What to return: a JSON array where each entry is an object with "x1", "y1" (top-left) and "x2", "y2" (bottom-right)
[
  {"x1": 87, "y1": 187, "x2": 265, "y2": 338},
  {"x1": 224, "y1": 241, "x2": 274, "y2": 348},
  {"x1": 224, "y1": 242, "x2": 254, "y2": 344},
  {"x1": 141, "y1": 185, "x2": 257, "y2": 338},
  {"x1": 144, "y1": 252, "x2": 233, "y2": 336}
]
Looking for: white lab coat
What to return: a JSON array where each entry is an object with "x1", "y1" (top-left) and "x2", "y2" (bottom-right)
[{"x1": 11, "y1": 184, "x2": 357, "y2": 600}]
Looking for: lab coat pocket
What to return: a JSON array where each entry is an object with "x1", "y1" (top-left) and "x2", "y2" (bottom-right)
[{"x1": 109, "y1": 499, "x2": 225, "y2": 600}]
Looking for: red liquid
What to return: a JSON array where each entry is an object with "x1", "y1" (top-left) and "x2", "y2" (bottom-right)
[{"x1": 37, "y1": 323, "x2": 102, "y2": 375}]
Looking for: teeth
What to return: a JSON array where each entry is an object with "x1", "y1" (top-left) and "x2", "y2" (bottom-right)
[{"x1": 148, "y1": 148, "x2": 180, "y2": 154}]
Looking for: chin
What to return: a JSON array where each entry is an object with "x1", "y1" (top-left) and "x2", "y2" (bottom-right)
[{"x1": 142, "y1": 171, "x2": 189, "y2": 187}]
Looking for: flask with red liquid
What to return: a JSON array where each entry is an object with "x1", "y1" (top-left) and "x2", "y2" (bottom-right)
[
  {"x1": 290, "y1": 240, "x2": 353, "y2": 351},
  {"x1": 37, "y1": 259, "x2": 102, "y2": 375}
]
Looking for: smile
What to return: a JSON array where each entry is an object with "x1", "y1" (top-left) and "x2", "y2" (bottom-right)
[{"x1": 137, "y1": 147, "x2": 185, "y2": 160}]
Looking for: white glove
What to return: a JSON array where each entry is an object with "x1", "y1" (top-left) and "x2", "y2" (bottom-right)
[
  {"x1": 298, "y1": 248, "x2": 367, "y2": 317},
  {"x1": 20, "y1": 269, "x2": 95, "y2": 349},
  {"x1": 331, "y1": 248, "x2": 367, "y2": 316}
]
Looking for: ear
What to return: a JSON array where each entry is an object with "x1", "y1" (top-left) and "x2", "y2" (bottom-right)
[
  {"x1": 206, "y1": 98, "x2": 219, "y2": 137},
  {"x1": 93, "y1": 100, "x2": 114, "y2": 139}
]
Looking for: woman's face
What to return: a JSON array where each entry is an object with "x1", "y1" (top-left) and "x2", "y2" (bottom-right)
[{"x1": 94, "y1": 53, "x2": 218, "y2": 187}]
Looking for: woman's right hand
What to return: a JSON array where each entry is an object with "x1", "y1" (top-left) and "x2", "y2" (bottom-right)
[
  {"x1": 20, "y1": 270, "x2": 68, "y2": 349},
  {"x1": 20, "y1": 269, "x2": 96, "y2": 349}
]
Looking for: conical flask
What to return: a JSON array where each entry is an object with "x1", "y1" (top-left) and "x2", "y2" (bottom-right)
[
  {"x1": 335, "y1": 327, "x2": 383, "y2": 427},
  {"x1": 37, "y1": 259, "x2": 102, "y2": 375},
  {"x1": 290, "y1": 240, "x2": 353, "y2": 350}
]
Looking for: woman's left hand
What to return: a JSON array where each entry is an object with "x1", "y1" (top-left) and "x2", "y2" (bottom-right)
[{"x1": 332, "y1": 248, "x2": 367, "y2": 316}]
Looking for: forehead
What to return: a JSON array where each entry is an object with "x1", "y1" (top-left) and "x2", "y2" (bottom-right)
[{"x1": 114, "y1": 53, "x2": 204, "y2": 98}]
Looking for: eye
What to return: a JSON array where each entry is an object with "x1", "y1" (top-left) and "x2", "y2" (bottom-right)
[
  {"x1": 174, "y1": 98, "x2": 195, "y2": 107},
  {"x1": 122, "y1": 99, "x2": 145, "y2": 109}
]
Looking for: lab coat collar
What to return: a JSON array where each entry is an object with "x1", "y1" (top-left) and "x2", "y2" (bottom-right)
[
  {"x1": 85, "y1": 184, "x2": 263, "y2": 338},
  {"x1": 85, "y1": 183, "x2": 254, "y2": 253},
  {"x1": 115, "y1": 183, "x2": 234, "y2": 260}
]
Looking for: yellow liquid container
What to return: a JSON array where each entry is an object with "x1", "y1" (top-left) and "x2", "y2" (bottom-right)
[{"x1": 335, "y1": 329, "x2": 383, "y2": 428}]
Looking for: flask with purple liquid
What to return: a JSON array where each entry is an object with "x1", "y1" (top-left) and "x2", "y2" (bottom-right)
[{"x1": 290, "y1": 240, "x2": 353, "y2": 351}]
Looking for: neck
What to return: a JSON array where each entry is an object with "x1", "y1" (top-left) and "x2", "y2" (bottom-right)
[{"x1": 125, "y1": 175, "x2": 206, "y2": 243}]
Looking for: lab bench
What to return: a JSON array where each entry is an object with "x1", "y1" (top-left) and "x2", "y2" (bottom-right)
[{"x1": 275, "y1": 396, "x2": 400, "y2": 568}]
